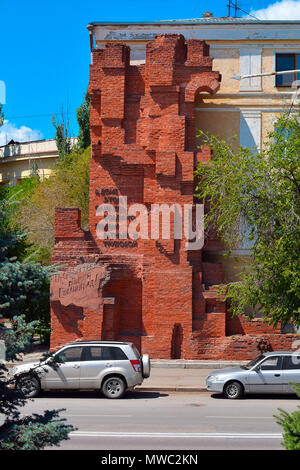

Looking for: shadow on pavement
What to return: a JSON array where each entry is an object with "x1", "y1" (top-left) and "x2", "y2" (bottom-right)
[
  {"x1": 38, "y1": 390, "x2": 168, "y2": 400},
  {"x1": 210, "y1": 392, "x2": 298, "y2": 400},
  {"x1": 126, "y1": 390, "x2": 169, "y2": 399}
]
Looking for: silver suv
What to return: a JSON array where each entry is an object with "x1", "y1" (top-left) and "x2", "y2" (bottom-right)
[{"x1": 9, "y1": 341, "x2": 151, "y2": 399}]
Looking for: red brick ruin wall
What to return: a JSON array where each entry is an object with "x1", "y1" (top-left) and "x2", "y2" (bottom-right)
[{"x1": 50, "y1": 34, "x2": 299, "y2": 359}]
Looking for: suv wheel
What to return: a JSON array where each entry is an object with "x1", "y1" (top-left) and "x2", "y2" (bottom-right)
[
  {"x1": 16, "y1": 374, "x2": 41, "y2": 398},
  {"x1": 224, "y1": 381, "x2": 243, "y2": 399},
  {"x1": 102, "y1": 376, "x2": 126, "y2": 399}
]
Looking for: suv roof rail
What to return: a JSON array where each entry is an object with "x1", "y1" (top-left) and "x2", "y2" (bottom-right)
[{"x1": 66, "y1": 340, "x2": 129, "y2": 345}]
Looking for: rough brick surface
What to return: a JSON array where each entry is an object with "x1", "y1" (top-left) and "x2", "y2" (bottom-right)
[{"x1": 50, "y1": 34, "x2": 299, "y2": 358}]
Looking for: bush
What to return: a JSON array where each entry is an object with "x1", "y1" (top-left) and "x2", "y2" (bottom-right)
[{"x1": 275, "y1": 384, "x2": 300, "y2": 450}]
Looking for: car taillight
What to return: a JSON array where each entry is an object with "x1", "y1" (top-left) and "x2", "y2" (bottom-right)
[{"x1": 130, "y1": 360, "x2": 141, "y2": 372}]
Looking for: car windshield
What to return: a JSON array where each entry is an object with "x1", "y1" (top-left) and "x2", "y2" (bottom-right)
[{"x1": 244, "y1": 354, "x2": 265, "y2": 370}]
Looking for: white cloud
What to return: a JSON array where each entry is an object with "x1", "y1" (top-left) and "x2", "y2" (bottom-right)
[
  {"x1": 250, "y1": 0, "x2": 300, "y2": 20},
  {"x1": 0, "y1": 120, "x2": 43, "y2": 146}
]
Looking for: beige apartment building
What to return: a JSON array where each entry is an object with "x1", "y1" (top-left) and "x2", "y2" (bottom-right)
[
  {"x1": 87, "y1": 14, "x2": 300, "y2": 283},
  {"x1": 0, "y1": 139, "x2": 59, "y2": 186},
  {"x1": 0, "y1": 137, "x2": 78, "y2": 186}
]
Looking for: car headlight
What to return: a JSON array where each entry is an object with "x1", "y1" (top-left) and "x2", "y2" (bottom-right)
[
  {"x1": 207, "y1": 375, "x2": 216, "y2": 381},
  {"x1": 9, "y1": 367, "x2": 18, "y2": 375},
  {"x1": 207, "y1": 375, "x2": 223, "y2": 382}
]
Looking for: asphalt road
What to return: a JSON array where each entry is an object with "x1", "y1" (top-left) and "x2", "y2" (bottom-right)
[{"x1": 16, "y1": 390, "x2": 299, "y2": 450}]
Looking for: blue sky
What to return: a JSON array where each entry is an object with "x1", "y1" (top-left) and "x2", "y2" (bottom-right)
[{"x1": 1, "y1": 0, "x2": 299, "y2": 144}]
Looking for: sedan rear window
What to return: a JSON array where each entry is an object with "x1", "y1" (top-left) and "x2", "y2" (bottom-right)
[{"x1": 283, "y1": 355, "x2": 300, "y2": 370}]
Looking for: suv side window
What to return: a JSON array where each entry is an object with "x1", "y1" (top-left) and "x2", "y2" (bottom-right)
[
  {"x1": 55, "y1": 347, "x2": 84, "y2": 363},
  {"x1": 260, "y1": 356, "x2": 282, "y2": 371},
  {"x1": 86, "y1": 346, "x2": 128, "y2": 361},
  {"x1": 283, "y1": 355, "x2": 300, "y2": 370}
]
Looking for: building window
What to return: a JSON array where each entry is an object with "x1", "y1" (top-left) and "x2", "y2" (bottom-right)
[{"x1": 275, "y1": 53, "x2": 300, "y2": 87}]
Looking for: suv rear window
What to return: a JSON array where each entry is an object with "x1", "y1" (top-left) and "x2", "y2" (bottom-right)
[
  {"x1": 85, "y1": 346, "x2": 128, "y2": 361},
  {"x1": 130, "y1": 343, "x2": 141, "y2": 359}
]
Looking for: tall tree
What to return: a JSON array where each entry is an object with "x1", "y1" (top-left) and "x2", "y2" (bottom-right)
[
  {"x1": 77, "y1": 92, "x2": 90, "y2": 149},
  {"x1": 0, "y1": 103, "x2": 3, "y2": 127},
  {"x1": 0, "y1": 197, "x2": 75, "y2": 449},
  {"x1": 52, "y1": 108, "x2": 72, "y2": 159},
  {"x1": 194, "y1": 109, "x2": 300, "y2": 328},
  {"x1": 15, "y1": 146, "x2": 90, "y2": 265}
]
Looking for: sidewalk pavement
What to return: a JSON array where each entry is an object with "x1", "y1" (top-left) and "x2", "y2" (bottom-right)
[
  {"x1": 4, "y1": 348, "x2": 247, "y2": 393},
  {"x1": 137, "y1": 359, "x2": 247, "y2": 392},
  {"x1": 137, "y1": 368, "x2": 210, "y2": 392}
]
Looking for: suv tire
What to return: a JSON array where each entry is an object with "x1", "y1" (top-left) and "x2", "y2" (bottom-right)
[
  {"x1": 102, "y1": 376, "x2": 126, "y2": 399},
  {"x1": 16, "y1": 374, "x2": 41, "y2": 398}
]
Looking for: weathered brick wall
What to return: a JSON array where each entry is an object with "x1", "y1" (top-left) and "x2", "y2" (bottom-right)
[
  {"x1": 189, "y1": 333, "x2": 299, "y2": 360},
  {"x1": 226, "y1": 313, "x2": 281, "y2": 336},
  {"x1": 49, "y1": 34, "x2": 300, "y2": 358}
]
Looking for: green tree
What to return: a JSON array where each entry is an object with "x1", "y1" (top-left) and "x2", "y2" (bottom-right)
[
  {"x1": 0, "y1": 103, "x2": 3, "y2": 126},
  {"x1": 52, "y1": 108, "x2": 72, "y2": 159},
  {"x1": 15, "y1": 146, "x2": 90, "y2": 264},
  {"x1": 0, "y1": 197, "x2": 75, "y2": 449},
  {"x1": 0, "y1": 179, "x2": 51, "y2": 342},
  {"x1": 77, "y1": 92, "x2": 90, "y2": 149},
  {"x1": 194, "y1": 109, "x2": 300, "y2": 328},
  {"x1": 275, "y1": 384, "x2": 300, "y2": 450}
]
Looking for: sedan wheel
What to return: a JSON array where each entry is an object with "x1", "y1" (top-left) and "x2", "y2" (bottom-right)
[
  {"x1": 16, "y1": 375, "x2": 41, "y2": 398},
  {"x1": 102, "y1": 377, "x2": 126, "y2": 399},
  {"x1": 224, "y1": 381, "x2": 243, "y2": 399}
]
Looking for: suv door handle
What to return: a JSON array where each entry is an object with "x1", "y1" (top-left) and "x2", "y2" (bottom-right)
[
  {"x1": 274, "y1": 374, "x2": 280, "y2": 377},
  {"x1": 73, "y1": 365, "x2": 80, "y2": 369}
]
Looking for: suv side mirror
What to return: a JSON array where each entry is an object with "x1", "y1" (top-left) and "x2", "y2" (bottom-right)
[
  {"x1": 46, "y1": 355, "x2": 63, "y2": 365},
  {"x1": 45, "y1": 356, "x2": 56, "y2": 365}
]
